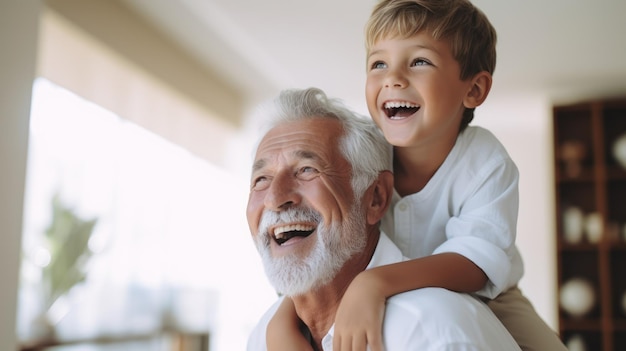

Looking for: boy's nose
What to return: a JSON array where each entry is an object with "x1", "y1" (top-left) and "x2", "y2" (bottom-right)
[{"x1": 384, "y1": 69, "x2": 408, "y2": 88}]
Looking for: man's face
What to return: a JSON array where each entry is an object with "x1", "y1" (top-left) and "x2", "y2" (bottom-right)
[{"x1": 246, "y1": 118, "x2": 367, "y2": 296}]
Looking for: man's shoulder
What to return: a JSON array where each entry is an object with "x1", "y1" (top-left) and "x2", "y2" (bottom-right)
[
  {"x1": 246, "y1": 297, "x2": 284, "y2": 351},
  {"x1": 386, "y1": 287, "x2": 479, "y2": 315},
  {"x1": 383, "y1": 288, "x2": 521, "y2": 350}
]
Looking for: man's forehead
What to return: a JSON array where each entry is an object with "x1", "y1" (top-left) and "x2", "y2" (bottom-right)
[{"x1": 252, "y1": 119, "x2": 344, "y2": 169}]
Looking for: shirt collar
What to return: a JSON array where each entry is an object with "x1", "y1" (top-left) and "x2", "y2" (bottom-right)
[{"x1": 321, "y1": 232, "x2": 406, "y2": 350}]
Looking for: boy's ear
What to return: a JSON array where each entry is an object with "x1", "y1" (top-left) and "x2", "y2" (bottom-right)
[
  {"x1": 464, "y1": 71, "x2": 492, "y2": 108},
  {"x1": 365, "y1": 170, "x2": 394, "y2": 225}
]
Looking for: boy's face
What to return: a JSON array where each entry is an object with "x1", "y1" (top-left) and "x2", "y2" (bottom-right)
[{"x1": 365, "y1": 32, "x2": 476, "y2": 149}]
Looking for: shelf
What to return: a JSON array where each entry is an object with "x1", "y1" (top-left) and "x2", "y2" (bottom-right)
[
  {"x1": 614, "y1": 320, "x2": 626, "y2": 331},
  {"x1": 554, "y1": 97, "x2": 626, "y2": 351},
  {"x1": 558, "y1": 242, "x2": 602, "y2": 251},
  {"x1": 561, "y1": 319, "x2": 603, "y2": 331},
  {"x1": 610, "y1": 243, "x2": 626, "y2": 250},
  {"x1": 606, "y1": 167, "x2": 626, "y2": 180},
  {"x1": 556, "y1": 170, "x2": 596, "y2": 183}
]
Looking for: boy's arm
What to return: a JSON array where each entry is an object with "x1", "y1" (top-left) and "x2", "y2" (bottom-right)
[
  {"x1": 332, "y1": 252, "x2": 487, "y2": 351},
  {"x1": 267, "y1": 297, "x2": 314, "y2": 351},
  {"x1": 365, "y1": 252, "x2": 488, "y2": 296}
]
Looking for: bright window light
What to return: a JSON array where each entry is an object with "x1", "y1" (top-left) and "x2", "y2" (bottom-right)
[{"x1": 17, "y1": 78, "x2": 277, "y2": 351}]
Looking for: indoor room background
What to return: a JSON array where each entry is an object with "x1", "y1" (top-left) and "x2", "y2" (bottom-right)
[{"x1": 2, "y1": 0, "x2": 626, "y2": 351}]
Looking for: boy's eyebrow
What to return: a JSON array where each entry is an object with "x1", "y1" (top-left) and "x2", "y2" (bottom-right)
[
  {"x1": 368, "y1": 43, "x2": 439, "y2": 60},
  {"x1": 367, "y1": 49, "x2": 383, "y2": 58}
]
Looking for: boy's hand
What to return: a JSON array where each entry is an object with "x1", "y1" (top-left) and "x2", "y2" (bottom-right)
[
  {"x1": 267, "y1": 297, "x2": 314, "y2": 351},
  {"x1": 333, "y1": 270, "x2": 386, "y2": 351}
]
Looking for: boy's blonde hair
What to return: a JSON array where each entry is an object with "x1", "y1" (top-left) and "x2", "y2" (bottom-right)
[{"x1": 365, "y1": 0, "x2": 497, "y2": 129}]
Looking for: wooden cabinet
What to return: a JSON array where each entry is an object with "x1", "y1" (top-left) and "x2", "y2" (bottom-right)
[{"x1": 553, "y1": 98, "x2": 626, "y2": 351}]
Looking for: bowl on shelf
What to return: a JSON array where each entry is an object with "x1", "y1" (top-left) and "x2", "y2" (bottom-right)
[{"x1": 560, "y1": 277, "x2": 595, "y2": 318}]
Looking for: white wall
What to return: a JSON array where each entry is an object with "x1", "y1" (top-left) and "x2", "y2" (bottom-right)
[
  {"x1": 476, "y1": 91, "x2": 558, "y2": 329},
  {"x1": 0, "y1": 1, "x2": 40, "y2": 349}
]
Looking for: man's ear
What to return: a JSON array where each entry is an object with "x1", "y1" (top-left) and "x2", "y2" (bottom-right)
[
  {"x1": 464, "y1": 71, "x2": 492, "y2": 109},
  {"x1": 366, "y1": 170, "x2": 394, "y2": 225}
]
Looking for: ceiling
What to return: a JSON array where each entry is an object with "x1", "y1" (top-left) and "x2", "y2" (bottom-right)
[{"x1": 121, "y1": 0, "x2": 626, "y2": 116}]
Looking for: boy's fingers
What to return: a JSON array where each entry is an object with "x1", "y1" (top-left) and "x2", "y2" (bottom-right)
[
  {"x1": 352, "y1": 335, "x2": 367, "y2": 351},
  {"x1": 367, "y1": 331, "x2": 384, "y2": 351},
  {"x1": 333, "y1": 335, "x2": 343, "y2": 351}
]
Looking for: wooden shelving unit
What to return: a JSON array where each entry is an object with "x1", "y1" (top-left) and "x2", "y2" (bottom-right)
[{"x1": 553, "y1": 98, "x2": 626, "y2": 351}]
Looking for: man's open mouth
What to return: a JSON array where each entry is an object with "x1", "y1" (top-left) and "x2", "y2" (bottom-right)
[
  {"x1": 273, "y1": 224, "x2": 316, "y2": 245},
  {"x1": 384, "y1": 101, "x2": 420, "y2": 119}
]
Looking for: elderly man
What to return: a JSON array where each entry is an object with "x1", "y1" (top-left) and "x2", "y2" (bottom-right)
[{"x1": 246, "y1": 87, "x2": 520, "y2": 350}]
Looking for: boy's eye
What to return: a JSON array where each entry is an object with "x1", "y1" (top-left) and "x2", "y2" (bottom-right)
[
  {"x1": 411, "y1": 58, "x2": 432, "y2": 67},
  {"x1": 370, "y1": 61, "x2": 387, "y2": 70}
]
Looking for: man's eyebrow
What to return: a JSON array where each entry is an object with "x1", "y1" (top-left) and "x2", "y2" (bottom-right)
[
  {"x1": 252, "y1": 149, "x2": 321, "y2": 173},
  {"x1": 252, "y1": 158, "x2": 266, "y2": 173},
  {"x1": 295, "y1": 149, "x2": 319, "y2": 161}
]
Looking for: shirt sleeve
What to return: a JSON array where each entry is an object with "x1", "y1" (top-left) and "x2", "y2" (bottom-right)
[
  {"x1": 382, "y1": 288, "x2": 521, "y2": 350},
  {"x1": 433, "y1": 155, "x2": 519, "y2": 298}
]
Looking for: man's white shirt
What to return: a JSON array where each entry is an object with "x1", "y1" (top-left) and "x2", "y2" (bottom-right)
[{"x1": 247, "y1": 233, "x2": 521, "y2": 351}]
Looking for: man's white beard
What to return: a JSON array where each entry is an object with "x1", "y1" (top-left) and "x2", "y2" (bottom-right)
[{"x1": 255, "y1": 205, "x2": 367, "y2": 296}]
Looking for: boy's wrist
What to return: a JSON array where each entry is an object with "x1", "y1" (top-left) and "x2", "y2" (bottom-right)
[{"x1": 354, "y1": 268, "x2": 389, "y2": 297}]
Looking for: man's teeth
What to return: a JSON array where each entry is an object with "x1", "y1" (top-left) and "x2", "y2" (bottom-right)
[
  {"x1": 274, "y1": 224, "x2": 315, "y2": 239},
  {"x1": 384, "y1": 101, "x2": 418, "y2": 109}
]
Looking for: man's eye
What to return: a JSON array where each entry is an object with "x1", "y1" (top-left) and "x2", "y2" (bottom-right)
[
  {"x1": 297, "y1": 166, "x2": 318, "y2": 178},
  {"x1": 252, "y1": 176, "x2": 269, "y2": 190}
]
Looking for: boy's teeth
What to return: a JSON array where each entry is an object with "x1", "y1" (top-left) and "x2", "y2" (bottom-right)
[{"x1": 385, "y1": 102, "x2": 417, "y2": 109}]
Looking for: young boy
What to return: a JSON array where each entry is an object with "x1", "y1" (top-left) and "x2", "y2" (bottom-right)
[{"x1": 267, "y1": 1, "x2": 567, "y2": 350}]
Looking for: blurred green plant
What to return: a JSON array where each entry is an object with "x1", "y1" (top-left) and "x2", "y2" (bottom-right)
[{"x1": 42, "y1": 194, "x2": 98, "y2": 310}]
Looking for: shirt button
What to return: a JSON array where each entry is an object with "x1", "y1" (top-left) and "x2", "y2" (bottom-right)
[{"x1": 398, "y1": 203, "x2": 407, "y2": 211}]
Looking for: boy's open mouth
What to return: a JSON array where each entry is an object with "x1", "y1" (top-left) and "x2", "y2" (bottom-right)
[
  {"x1": 272, "y1": 224, "x2": 316, "y2": 245},
  {"x1": 384, "y1": 101, "x2": 420, "y2": 119}
]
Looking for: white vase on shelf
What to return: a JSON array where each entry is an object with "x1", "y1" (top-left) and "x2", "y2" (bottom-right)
[
  {"x1": 613, "y1": 133, "x2": 626, "y2": 169},
  {"x1": 560, "y1": 277, "x2": 595, "y2": 318},
  {"x1": 565, "y1": 334, "x2": 587, "y2": 351},
  {"x1": 584, "y1": 212, "x2": 602, "y2": 244},
  {"x1": 562, "y1": 207, "x2": 584, "y2": 244},
  {"x1": 622, "y1": 291, "x2": 626, "y2": 317}
]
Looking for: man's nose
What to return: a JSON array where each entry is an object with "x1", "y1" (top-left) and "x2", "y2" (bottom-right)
[{"x1": 265, "y1": 173, "x2": 300, "y2": 211}]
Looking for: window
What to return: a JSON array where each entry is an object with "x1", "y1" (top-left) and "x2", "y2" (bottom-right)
[{"x1": 17, "y1": 78, "x2": 276, "y2": 351}]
